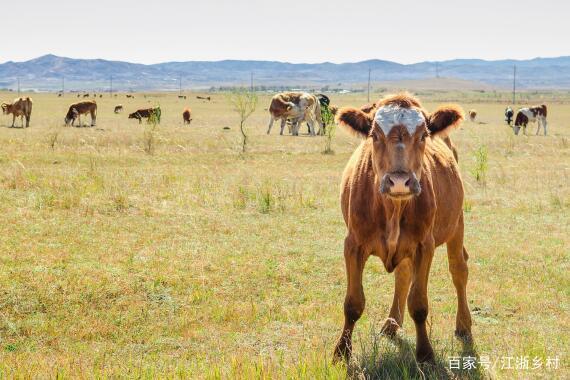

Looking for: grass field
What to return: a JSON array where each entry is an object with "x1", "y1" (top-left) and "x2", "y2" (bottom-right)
[{"x1": 0, "y1": 90, "x2": 568, "y2": 379}]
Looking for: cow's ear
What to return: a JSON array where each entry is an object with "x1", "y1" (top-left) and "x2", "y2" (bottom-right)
[
  {"x1": 336, "y1": 107, "x2": 373, "y2": 138},
  {"x1": 428, "y1": 105, "x2": 464, "y2": 137}
]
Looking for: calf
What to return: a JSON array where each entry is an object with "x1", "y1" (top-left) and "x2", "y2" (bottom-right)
[
  {"x1": 266, "y1": 92, "x2": 323, "y2": 136},
  {"x1": 505, "y1": 107, "x2": 514, "y2": 126},
  {"x1": 128, "y1": 107, "x2": 161, "y2": 124},
  {"x1": 514, "y1": 105, "x2": 547, "y2": 135},
  {"x1": 468, "y1": 109, "x2": 477, "y2": 122},
  {"x1": 333, "y1": 93, "x2": 472, "y2": 363},
  {"x1": 182, "y1": 108, "x2": 192, "y2": 125},
  {"x1": 64, "y1": 101, "x2": 97, "y2": 127},
  {"x1": 114, "y1": 105, "x2": 124, "y2": 114},
  {"x1": 1, "y1": 97, "x2": 33, "y2": 128}
]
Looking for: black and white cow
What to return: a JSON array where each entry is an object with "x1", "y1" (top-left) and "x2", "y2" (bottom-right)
[
  {"x1": 505, "y1": 107, "x2": 514, "y2": 126},
  {"x1": 513, "y1": 105, "x2": 547, "y2": 135}
]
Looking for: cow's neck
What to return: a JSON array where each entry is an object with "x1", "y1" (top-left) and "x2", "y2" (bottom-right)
[{"x1": 379, "y1": 195, "x2": 409, "y2": 270}]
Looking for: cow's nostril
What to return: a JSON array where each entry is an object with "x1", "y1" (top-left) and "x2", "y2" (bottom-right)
[
  {"x1": 388, "y1": 177, "x2": 395, "y2": 186},
  {"x1": 404, "y1": 178, "x2": 411, "y2": 187}
]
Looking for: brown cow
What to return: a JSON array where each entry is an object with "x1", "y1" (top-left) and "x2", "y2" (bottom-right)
[
  {"x1": 128, "y1": 108, "x2": 160, "y2": 124},
  {"x1": 514, "y1": 105, "x2": 548, "y2": 135},
  {"x1": 197, "y1": 96, "x2": 211, "y2": 101},
  {"x1": 64, "y1": 101, "x2": 97, "y2": 127},
  {"x1": 182, "y1": 108, "x2": 192, "y2": 125},
  {"x1": 1, "y1": 97, "x2": 33, "y2": 128},
  {"x1": 114, "y1": 105, "x2": 124, "y2": 114},
  {"x1": 468, "y1": 109, "x2": 477, "y2": 122},
  {"x1": 333, "y1": 93, "x2": 471, "y2": 363}
]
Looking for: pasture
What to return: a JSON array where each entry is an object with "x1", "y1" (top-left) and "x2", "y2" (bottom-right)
[{"x1": 0, "y1": 90, "x2": 568, "y2": 379}]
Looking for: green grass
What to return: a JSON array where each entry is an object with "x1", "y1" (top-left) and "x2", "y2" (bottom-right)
[{"x1": 0, "y1": 90, "x2": 568, "y2": 378}]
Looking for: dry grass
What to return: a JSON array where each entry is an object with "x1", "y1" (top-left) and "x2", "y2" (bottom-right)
[{"x1": 0, "y1": 90, "x2": 568, "y2": 378}]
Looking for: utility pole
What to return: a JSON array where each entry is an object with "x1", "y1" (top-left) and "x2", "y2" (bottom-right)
[
  {"x1": 62, "y1": 76, "x2": 65, "y2": 96},
  {"x1": 179, "y1": 74, "x2": 182, "y2": 96},
  {"x1": 250, "y1": 71, "x2": 254, "y2": 92},
  {"x1": 367, "y1": 68, "x2": 371, "y2": 103},
  {"x1": 17, "y1": 77, "x2": 20, "y2": 97},
  {"x1": 110, "y1": 75, "x2": 113, "y2": 97},
  {"x1": 512, "y1": 65, "x2": 516, "y2": 105}
]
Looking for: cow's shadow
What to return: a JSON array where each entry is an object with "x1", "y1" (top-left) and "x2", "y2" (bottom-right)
[{"x1": 346, "y1": 331, "x2": 485, "y2": 379}]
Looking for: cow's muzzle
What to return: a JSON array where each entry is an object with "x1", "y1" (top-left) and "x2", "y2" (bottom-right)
[{"x1": 380, "y1": 172, "x2": 421, "y2": 199}]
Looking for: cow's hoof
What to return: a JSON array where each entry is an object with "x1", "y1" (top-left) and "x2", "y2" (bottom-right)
[
  {"x1": 416, "y1": 347, "x2": 435, "y2": 363},
  {"x1": 333, "y1": 344, "x2": 351, "y2": 364},
  {"x1": 454, "y1": 329, "x2": 473, "y2": 343},
  {"x1": 380, "y1": 318, "x2": 400, "y2": 338}
]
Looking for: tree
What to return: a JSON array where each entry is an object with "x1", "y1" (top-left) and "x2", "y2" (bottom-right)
[{"x1": 227, "y1": 88, "x2": 258, "y2": 153}]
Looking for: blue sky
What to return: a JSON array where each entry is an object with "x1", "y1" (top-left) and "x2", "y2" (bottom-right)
[{"x1": 1, "y1": 0, "x2": 568, "y2": 64}]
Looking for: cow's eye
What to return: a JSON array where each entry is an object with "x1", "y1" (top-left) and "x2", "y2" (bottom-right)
[{"x1": 421, "y1": 132, "x2": 428, "y2": 141}]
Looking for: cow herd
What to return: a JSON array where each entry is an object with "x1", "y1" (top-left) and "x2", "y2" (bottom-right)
[{"x1": 0, "y1": 94, "x2": 550, "y2": 138}]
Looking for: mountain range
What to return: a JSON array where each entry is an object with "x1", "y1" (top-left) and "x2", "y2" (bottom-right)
[{"x1": 1, "y1": 54, "x2": 569, "y2": 91}]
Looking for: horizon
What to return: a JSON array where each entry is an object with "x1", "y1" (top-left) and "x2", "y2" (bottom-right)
[
  {"x1": 1, "y1": 0, "x2": 568, "y2": 65},
  {"x1": 3, "y1": 53, "x2": 569, "y2": 66}
]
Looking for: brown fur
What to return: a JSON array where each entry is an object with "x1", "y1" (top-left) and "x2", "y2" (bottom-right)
[
  {"x1": 114, "y1": 105, "x2": 123, "y2": 114},
  {"x1": 64, "y1": 101, "x2": 97, "y2": 127},
  {"x1": 1, "y1": 97, "x2": 33, "y2": 128},
  {"x1": 182, "y1": 108, "x2": 192, "y2": 124},
  {"x1": 468, "y1": 109, "x2": 477, "y2": 121},
  {"x1": 333, "y1": 93, "x2": 471, "y2": 363}
]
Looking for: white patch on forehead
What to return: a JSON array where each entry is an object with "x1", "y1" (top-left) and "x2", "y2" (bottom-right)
[{"x1": 374, "y1": 105, "x2": 425, "y2": 135}]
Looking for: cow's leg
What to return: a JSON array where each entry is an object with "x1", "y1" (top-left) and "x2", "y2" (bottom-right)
[
  {"x1": 25, "y1": 113, "x2": 30, "y2": 128},
  {"x1": 91, "y1": 111, "x2": 96, "y2": 127},
  {"x1": 408, "y1": 238, "x2": 435, "y2": 362},
  {"x1": 447, "y1": 216, "x2": 472, "y2": 340},
  {"x1": 535, "y1": 121, "x2": 541, "y2": 135},
  {"x1": 11, "y1": 115, "x2": 15, "y2": 128},
  {"x1": 381, "y1": 257, "x2": 412, "y2": 337},
  {"x1": 543, "y1": 118, "x2": 547, "y2": 135},
  {"x1": 333, "y1": 237, "x2": 368, "y2": 362},
  {"x1": 267, "y1": 116, "x2": 275, "y2": 134},
  {"x1": 280, "y1": 118, "x2": 287, "y2": 135}
]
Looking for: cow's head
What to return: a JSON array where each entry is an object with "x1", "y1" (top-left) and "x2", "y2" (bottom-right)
[
  {"x1": 337, "y1": 94, "x2": 463, "y2": 200},
  {"x1": 64, "y1": 107, "x2": 78, "y2": 125},
  {"x1": 1, "y1": 103, "x2": 9, "y2": 115}
]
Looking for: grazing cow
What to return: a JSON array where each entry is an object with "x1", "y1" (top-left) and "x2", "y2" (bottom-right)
[
  {"x1": 513, "y1": 105, "x2": 547, "y2": 135},
  {"x1": 267, "y1": 92, "x2": 323, "y2": 136},
  {"x1": 197, "y1": 96, "x2": 211, "y2": 101},
  {"x1": 178, "y1": 95, "x2": 187, "y2": 99},
  {"x1": 128, "y1": 107, "x2": 161, "y2": 124},
  {"x1": 114, "y1": 105, "x2": 124, "y2": 114},
  {"x1": 77, "y1": 94, "x2": 81, "y2": 98},
  {"x1": 468, "y1": 109, "x2": 477, "y2": 122},
  {"x1": 126, "y1": 94, "x2": 134, "y2": 99},
  {"x1": 64, "y1": 100, "x2": 97, "y2": 127},
  {"x1": 332, "y1": 93, "x2": 472, "y2": 364},
  {"x1": 1, "y1": 97, "x2": 33, "y2": 128},
  {"x1": 505, "y1": 107, "x2": 514, "y2": 126},
  {"x1": 58, "y1": 93, "x2": 62, "y2": 97},
  {"x1": 83, "y1": 93, "x2": 90, "y2": 98},
  {"x1": 182, "y1": 108, "x2": 192, "y2": 124}
]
